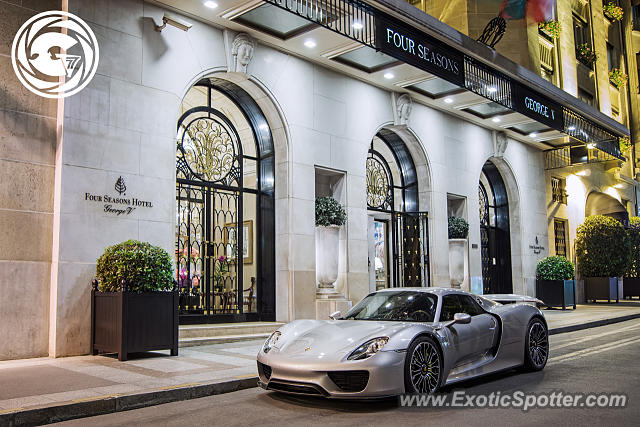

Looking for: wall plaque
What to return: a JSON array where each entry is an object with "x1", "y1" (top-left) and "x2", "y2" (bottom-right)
[{"x1": 84, "y1": 176, "x2": 153, "y2": 216}]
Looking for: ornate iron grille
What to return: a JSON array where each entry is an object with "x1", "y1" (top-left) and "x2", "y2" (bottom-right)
[
  {"x1": 479, "y1": 184, "x2": 489, "y2": 227},
  {"x1": 563, "y1": 108, "x2": 623, "y2": 159},
  {"x1": 366, "y1": 152, "x2": 393, "y2": 210},
  {"x1": 551, "y1": 177, "x2": 567, "y2": 204},
  {"x1": 479, "y1": 182, "x2": 492, "y2": 294},
  {"x1": 394, "y1": 212, "x2": 430, "y2": 287},
  {"x1": 554, "y1": 218, "x2": 567, "y2": 258}
]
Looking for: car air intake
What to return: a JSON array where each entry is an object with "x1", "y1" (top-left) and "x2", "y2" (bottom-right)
[
  {"x1": 327, "y1": 370, "x2": 369, "y2": 392},
  {"x1": 267, "y1": 380, "x2": 328, "y2": 396},
  {"x1": 257, "y1": 362, "x2": 272, "y2": 380}
]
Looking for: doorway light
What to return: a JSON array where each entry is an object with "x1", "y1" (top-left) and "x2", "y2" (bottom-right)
[
  {"x1": 204, "y1": 1, "x2": 218, "y2": 9},
  {"x1": 383, "y1": 72, "x2": 394, "y2": 79},
  {"x1": 304, "y1": 39, "x2": 317, "y2": 48}
]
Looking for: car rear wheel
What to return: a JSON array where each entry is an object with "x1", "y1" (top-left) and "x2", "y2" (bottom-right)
[
  {"x1": 524, "y1": 318, "x2": 549, "y2": 371},
  {"x1": 404, "y1": 336, "x2": 442, "y2": 393}
]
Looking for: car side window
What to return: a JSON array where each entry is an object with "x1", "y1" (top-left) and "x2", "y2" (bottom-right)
[
  {"x1": 458, "y1": 295, "x2": 486, "y2": 316},
  {"x1": 439, "y1": 295, "x2": 462, "y2": 321}
]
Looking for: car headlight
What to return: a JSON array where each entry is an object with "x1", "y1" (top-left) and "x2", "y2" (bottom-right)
[
  {"x1": 347, "y1": 337, "x2": 389, "y2": 360},
  {"x1": 263, "y1": 331, "x2": 281, "y2": 354}
]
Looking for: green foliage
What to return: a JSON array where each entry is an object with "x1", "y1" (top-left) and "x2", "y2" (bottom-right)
[
  {"x1": 575, "y1": 215, "x2": 630, "y2": 278},
  {"x1": 626, "y1": 217, "x2": 640, "y2": 278},
  {"x1": 619, "y1": 137, "x2": 631, "y2": 154},
  {"x1": 96, "y1": 240, "x2": 174, "y2": 292},
  {"x1": 538, "y1": 20, "x2": 561, "y2": 38},
  {"x1": 576, "y1": 44, "x2": 598, "y2": 67},
  {"x1": 536, "y1": 256, "x2": 575, "y2": 281},
  {"x1": 315, "y1": 196, "x2": 347, "y2": 227},
  {"x1": 448, "y1": 216, "x2": 469, "y2": 239},
  {"x1": 609, "y1": 68, "x2": 628, "y2": 88},
  {"x1": 603, "y1": 2, "x2": 624, "y2": 21}
]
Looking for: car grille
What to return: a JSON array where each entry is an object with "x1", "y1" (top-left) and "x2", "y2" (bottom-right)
[
  {"x1": 327, "y1": 370, "x2": 369, "y2": 392},
  {"x1": 267, "y1": 380, "x2": 328, "y2": 396},
  {"x1": 257, "y1": 362, "x2": 271, "y2": 380}
]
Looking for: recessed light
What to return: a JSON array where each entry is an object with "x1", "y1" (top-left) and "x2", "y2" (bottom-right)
[
  {"x1": 383, "y1": 72, "x2": 394, "y2": 79},
  {"x1": 352, "y1": 21, "x2": 363, "y2": 30},
  {"x1": 576, "y1": 170, "x2": 589, "y2": 177},
  {"x1": 614, "y1": 183, "x2": 624, "y2": 189},
  {"x1": 203, "y1": 1, "x2": 218, "y2": 8},
  {"x1": 443, "y1": 97, "x2": 454, "y2": 104},
  {"x1": 529, "y1": 132, "x2": 538, "y2": 138},
  {"x1": 487, "y1": 86, "x2": 497, "y2": 93},
  {"x1": 491, "y1": 116, "x2": 501, "y2": 123},
  {"x1": 304, "y1": 39, "x2": 317, "y2": 48},
  {"x1": 586, "y1": 143, "x2": 596, "y2": 149},
  {"x1": 567, "y1": 125, "x2": 576, "y2": 131}
]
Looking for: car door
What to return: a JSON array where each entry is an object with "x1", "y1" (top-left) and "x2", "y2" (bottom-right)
[{"x1": 440, "y1": 294, "x2": 496, "y2": 367}]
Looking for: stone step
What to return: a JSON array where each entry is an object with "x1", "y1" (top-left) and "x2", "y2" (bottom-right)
[
  {"x1": 179, "y1": 333, "x2": 273, "y2": 348},
  {"x1": 178, "y1": 322, "x2": 284, "y2": 340}
]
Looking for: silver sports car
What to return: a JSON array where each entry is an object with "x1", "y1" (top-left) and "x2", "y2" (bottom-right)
[{"x1": 257, "y1": 288, "x2": 548, "y2": 398}]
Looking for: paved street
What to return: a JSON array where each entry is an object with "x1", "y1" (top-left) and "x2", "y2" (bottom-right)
[{"x1": 56, "y1": 318, "x2": 640, "y2": 426}]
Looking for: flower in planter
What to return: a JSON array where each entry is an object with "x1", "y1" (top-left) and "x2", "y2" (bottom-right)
[
  {"x1": 448, "y1": 216, "x2": 469, "y2": 239},
  {"x1": 538, "y1": 20, "x2": 561, "y2": 39},
  {"x1": 609, "y1": 68, "x2": 628, "y2": 88},
  {"x1": 536, "y1": 256, "x2": 574, "y2": 281},
  {"x1": 315, "y1": 196, "x2": 347, "y2": 227},
  {"x1": 96, "y1": 240, "x2": 174, "y2": 292},
  {"x1": 603, "y1": 2, "x2": 624, "y2": 22},
  {"x1": 576, "y1": 44, "x2": 598, "y2": 67}
]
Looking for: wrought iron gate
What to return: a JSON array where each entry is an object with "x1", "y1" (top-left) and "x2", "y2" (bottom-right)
[{"x1": 393, "y1": 212, "x2": 430, "y2": 287}]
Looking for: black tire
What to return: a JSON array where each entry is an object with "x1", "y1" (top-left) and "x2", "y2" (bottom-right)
[
  {"x1": 404, "y1": 336, "x2": 443, "y2": 393},
  {"x1": 523, "y1": 317, "x2": 549, "y2": 371}
]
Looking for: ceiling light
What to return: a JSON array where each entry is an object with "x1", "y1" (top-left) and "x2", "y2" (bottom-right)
[
  {"x1": 587, "y1": 143, "x2": 596, "y2": 149},
  {"x1": 575, "y1": 170, "x2": 590, "y2": 177},
  {"x1": 487, "y1": 86, "x2": 497, "y2": 93},
  {"x1": 203, "y1": 1, "x2": 218, "y2": 8},
  {"x1": 383, "y1": 72, "x2": 394, "y2": 79},
  {"x1": 443, "y1": 97, "x2": 454, "y2": 104},
  {"x1": 491, "y1": 116, "x2": 501, "y2": 123},
  {"x1": 614, "y1": 183, "x2": 624, "y2": 189},
  {"x1": 352, "y1": 21, "x2": 363, "y2": 30},
  {"x1": 567, "y1": 125, "x2": 576, "y2": 131},
  {"x1": 529, "y1": 132, "x2": 538, "y2": 138},
  {"x1": 304, "y1": 39, "x2": 317, "y2": 48}
]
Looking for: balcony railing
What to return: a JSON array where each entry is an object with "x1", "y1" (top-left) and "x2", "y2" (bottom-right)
[{"x1": 544, "y1": 145, "x2": 620, "y2": 170}]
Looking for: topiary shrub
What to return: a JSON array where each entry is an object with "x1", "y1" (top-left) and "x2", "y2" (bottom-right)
[
  {"x1": 575, "y1": 215, "x2": 630, "y2": 278},
  {"x1": 315, "y1": 196, "x2": 347, "y2": 227},
  {"x1": 536, "y1": 256, "x2": 575, "y2": 281},
  {"x1": 96, "y1": 240, "x2": 174, "y2": 292},
  {"x1": 626, "y1": 217, "x2": 640, "y2": 279},
  {"x1": 448, "y1": 216, "x2": 469, "y2": 239}
]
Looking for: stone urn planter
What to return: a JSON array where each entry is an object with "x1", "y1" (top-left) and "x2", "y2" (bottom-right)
[
  {"x1": 316, "y1": 225, "x2": 340, "y2": 294},
  {"x1": 448, "y1": 239, "x2": 466, "y2": 289}
]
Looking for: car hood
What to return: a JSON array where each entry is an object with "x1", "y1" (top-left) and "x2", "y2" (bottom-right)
[{"x1": 272, "y1": 319, "x2": 424, "y2": 361}]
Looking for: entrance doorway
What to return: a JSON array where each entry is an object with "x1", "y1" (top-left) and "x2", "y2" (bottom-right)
[
  {"x1": 366, "y1": 129, "x2": 430, "y2": 289},
  {"x1": 175, "y1": 77, "x2": 275, "y2": 323},
  {"x1": 478, "y1": 160, "x2": 512, "y2": 294}
]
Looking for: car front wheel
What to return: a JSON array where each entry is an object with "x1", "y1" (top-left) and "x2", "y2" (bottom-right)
[
  {"x1": 524, "y1": 318, "x2": 549, "y2": 371},
  {"x1": 404, "y1": 336, "x2": 442, "y2": 393}
]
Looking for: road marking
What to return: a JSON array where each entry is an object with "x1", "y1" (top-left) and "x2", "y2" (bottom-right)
[
  {"x1": 549, "y1": 336, "x2": 640, "y2": 364},
  {"x1": 235, "y1": 374, "x2": 257, "y2": 379},
  {"x1": 72, "y1": 394, "x2": 119, "y2": 403},
  {"x1": 0, "y1": 408, "x2": 23, "y2": 414},
  {"x1": 157, "y1": 383, "x2": 200, "y2": 391},
  {"x1": 551, "y1": 322, "x2": 640, "y2": 351}
]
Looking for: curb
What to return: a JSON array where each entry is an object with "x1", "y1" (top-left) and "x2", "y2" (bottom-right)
[
  {"x1": 0, "y1": 377, "x2": 257, "y2": 427},
  {"x1": 548, "y1": 312, "x2": 640, "y2": 335},
  {"x1": 3, "y1": 314, "x2": 640, "y2": 425}
]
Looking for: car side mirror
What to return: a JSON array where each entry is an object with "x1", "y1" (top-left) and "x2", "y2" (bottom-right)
[
  {"x1": 329, "y1": 311, "x2": 341, "y2": 320},
  {"x1": 441, "y1": 312, "x2": 471, "y2": 329},
  {"x1": 453, "y1": 312, "x2": 471, "y2": 324}
]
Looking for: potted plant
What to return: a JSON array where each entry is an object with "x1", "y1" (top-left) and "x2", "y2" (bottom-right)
[
  {"x1": 536, "y1": 256, "x2": 576, "y2": 309},
  {"x1": 576, "y1": 215, "x2": 630, "y2": 303},
  {"x1": 624, "y1": 217, "x2": 640, "y2": 299},
  {"x1": 315, "y1": 196, "x2": 347, "y2": 295},
  {"x1": 538, "y1": 20, "x2": 561, "y2": 39},
  {"x1": 576, "y1": 43, "x2": 598, "y2": 68},
  {"x1": 609, "y1": 68, "x2": 628, "y2": 88},
  {"x1": 92, "y1": 240, "x2": 178, "y2": 361},
  {"x1": 448, "y1": 216, "x2": 469, "y2": 289},
  {"x1": 603, "y1": 1, "x2": 624, "y2": 22}
]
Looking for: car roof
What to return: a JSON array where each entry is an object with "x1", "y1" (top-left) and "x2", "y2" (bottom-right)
[{"x1": 374, "y1": 287, "x2": 468, "y2": 296}]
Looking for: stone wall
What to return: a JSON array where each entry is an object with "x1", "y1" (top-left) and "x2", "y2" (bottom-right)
[{"x1": 0, "y1": 0, "x2": 61, "y2": 360}]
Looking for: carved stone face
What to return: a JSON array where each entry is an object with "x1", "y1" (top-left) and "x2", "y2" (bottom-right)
[{"x1": 237, "y1": 43, "x2": 253, "y2": 67}]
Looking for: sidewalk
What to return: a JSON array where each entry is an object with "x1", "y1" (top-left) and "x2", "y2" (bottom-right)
[{"x1": 2, "y1": 303, "x2": 640, "y2": 425}]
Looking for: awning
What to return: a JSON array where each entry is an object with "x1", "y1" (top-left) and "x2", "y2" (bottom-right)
[{"x1": 265, "y1": 0, "x2": 629, "y2": 160}]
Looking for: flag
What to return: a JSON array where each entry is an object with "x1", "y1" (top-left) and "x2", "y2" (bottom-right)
[{"x1": 499, "y1": 0, "x2": 555, "y2": 23}]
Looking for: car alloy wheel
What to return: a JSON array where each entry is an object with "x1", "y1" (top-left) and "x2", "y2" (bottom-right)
[
  {"x1": 525, "y1": 319, "x2": 548, "y2": 370},
  {"x1": 407, "y1": 338, "x2": 441, "y2": 393}
]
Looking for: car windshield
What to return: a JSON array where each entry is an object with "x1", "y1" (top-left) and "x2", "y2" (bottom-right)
[{"x1": 342, "y1": 291, "x2": 438, "y2": 322}]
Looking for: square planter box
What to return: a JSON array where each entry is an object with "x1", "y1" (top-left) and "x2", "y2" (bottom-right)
[
  {"x1": 584, "y1": 277, "x2": 619, "y2": 303},
  {"x1": 92, "y1": 290, "x2": 179, "y2": 361},
  {"x1": 536, "y1": 279, "x2": 576, "y2": 309},
  {"x1": 624, "y1": 277, "x2": 640, "y2": 299}
]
